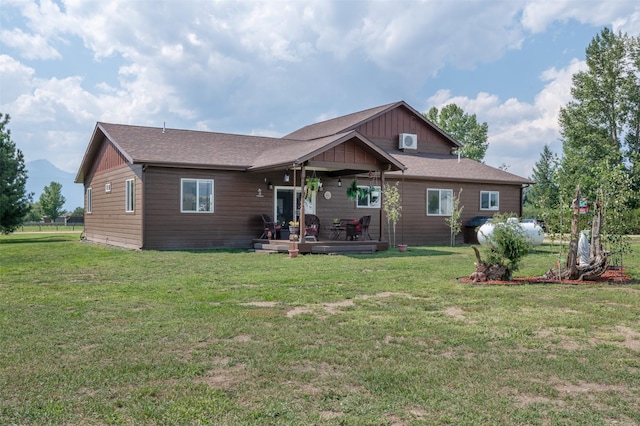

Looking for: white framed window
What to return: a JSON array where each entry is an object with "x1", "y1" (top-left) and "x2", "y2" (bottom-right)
[
  {"x1": 357, "y1": 186, "x2": 381, "y2": 208},
  {"x1": 125, "y1": 179, "x2": 135, "y2": 212},
  {"x1": 480, "y1": 191, "x2": 499, "y2": 211},
  {"x1": 427, "y1": 188, "x2": 453, "y2": 216},
  {"x1": 86, "y1": 188, "x2": 92, "y2": 213},
  {"x1": 181, "y1": 178, "x2": 214, "y2": 213}
]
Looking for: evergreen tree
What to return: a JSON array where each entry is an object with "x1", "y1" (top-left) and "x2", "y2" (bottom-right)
[
  {"x1": 39, "y1": 181, "x2": 66, "y2": 222},
  {"x1": 424, "y1": 104, "x2": 489, "y2": 162},
  {"x1": 0, "y1": 114, "x2": 32, "y2": 234},
  {"x1": 526, "y1": 144, "x2": 560, "y2": 210}
]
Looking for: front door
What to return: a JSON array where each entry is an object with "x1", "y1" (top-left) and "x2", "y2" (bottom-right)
[{"x1": 274, "y1": 187, "x2": 315, "y2": 225}]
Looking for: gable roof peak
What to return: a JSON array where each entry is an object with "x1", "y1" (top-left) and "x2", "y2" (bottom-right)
[{"x1": 283, "y1": 101, "x2": 408, "y2": 141}]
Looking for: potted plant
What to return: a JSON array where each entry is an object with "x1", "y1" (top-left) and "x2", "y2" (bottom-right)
[
  {"x1": 288, "y1": 220, "x2": 300, "y2": 241},
  {"x1": 382, "y1": 181, "x2": 403, "y2": 250}
]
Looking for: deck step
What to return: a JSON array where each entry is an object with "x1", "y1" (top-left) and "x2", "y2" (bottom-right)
[
  {"x1": 311, "y1": 245, "x2": 376, "y2": 254},
  {"x1": 253, "y1": 249, "x2": 281, "y2": 254},
  {"x1": 253, "y1": 243, "x2": 290, "y2": 253}
]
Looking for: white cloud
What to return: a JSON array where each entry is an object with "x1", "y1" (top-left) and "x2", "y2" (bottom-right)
[
  {"x1": 0, "y1": 28, "x2": 61, "y2": 60},
  {"x1": 522, "y1": 0, "x2": 639, "y2": 33},
  {"x1": 425, "y1": 58, "x2": 587, "y2": 179},
  {"x1": 1, "y1": 0, "x2": 638, "y2": 176}
]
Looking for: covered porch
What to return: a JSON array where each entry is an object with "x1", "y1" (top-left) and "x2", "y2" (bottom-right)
[{"x1": 250, "y1": 131, "x2": 406, "y2": 249}]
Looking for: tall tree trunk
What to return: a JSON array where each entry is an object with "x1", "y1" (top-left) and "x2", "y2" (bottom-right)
[
  {"x1": 564, "y1": 186, "x2": 581, "y2": 279},
  {"x1": 590, "y1": 189, "x2": 603, "y2": 261}
]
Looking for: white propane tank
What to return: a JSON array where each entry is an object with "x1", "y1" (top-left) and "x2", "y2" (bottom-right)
[{"x1": 477, "y1": 219, "x2": 544, "y2": 246}]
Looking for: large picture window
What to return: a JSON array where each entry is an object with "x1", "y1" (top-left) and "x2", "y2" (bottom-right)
[
  {"x1": 181, "y1": 179, "x2": 214, "y2": 213},
  {"x1": 427, "y1": 188, "x2": 453, "y2": 216},
  {"x1": 86, "y1": 187, "x2": 92, "y2": 213},
  {"x1": 357, "y1": 186, "x2": 381, "y2": 208},
  {"x1": 480, "y1": 191, "x2": 499, "y2": 210},
  {"x1": 125, "y1": 179, "x2": 135, "y2": 212}
]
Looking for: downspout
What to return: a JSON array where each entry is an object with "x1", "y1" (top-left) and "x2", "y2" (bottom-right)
[
  {"x1": 141, "y1": 163, "x2": 146, "y2": 249},
  {"x1": 521, "y1": 184, "x2": 529, "y2": 217}
]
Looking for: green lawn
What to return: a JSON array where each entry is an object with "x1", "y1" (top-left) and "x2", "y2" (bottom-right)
[{"x1": 1, "y1": 233, "x2": 639, "y2": 425}]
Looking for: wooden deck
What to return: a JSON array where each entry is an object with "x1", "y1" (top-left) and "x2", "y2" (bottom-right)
[{"x1": 252, "y1": 238, "x2": 389, "y2": 254}]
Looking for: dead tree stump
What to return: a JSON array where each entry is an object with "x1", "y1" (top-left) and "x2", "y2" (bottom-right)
[
  {"x1": 470, "y1": 246, "x2": 509, "y2": 282},
  {"x1": 542, "y1": 186, "x2": 608, "y2": 281}
]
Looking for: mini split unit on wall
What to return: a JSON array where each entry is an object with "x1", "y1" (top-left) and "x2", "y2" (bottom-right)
[{"x1": 399, "y1": 133, "x2": 417, "y2": 150}]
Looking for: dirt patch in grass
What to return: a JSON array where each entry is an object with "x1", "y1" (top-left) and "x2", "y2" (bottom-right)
[
  {"x1": 534, "y1": 325, "x2": 640, "y2": 352},
  {"x1": 193, "y1": 356, "x2": 247, "y2": 390},
  {"x1": 286, "y1": 292, "x2": 418, "y2": 318},
  {"x1": 459, "y1": 267, "x2": 636, "y2": 285},
  {"x1": 240, "y1": 301, "x2": 279, "y2": 307},
  {"x1": 444, "y1": 306, "x2": 466, "y2": 320}
]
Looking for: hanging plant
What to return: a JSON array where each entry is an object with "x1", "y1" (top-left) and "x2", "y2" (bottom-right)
[
  {"x1": 346, "y1": 178, "x2": 366, "y2": 201},
  {"x1": 305, "y1": 177, "x2": 321, "y2": 200}
]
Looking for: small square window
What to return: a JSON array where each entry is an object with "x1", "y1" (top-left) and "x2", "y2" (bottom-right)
[
  {"x1": 480, "y1": 191, "x2": 499, "y2": 210},
  {"x1": 356, "y1": 186, "x2": 381, "y2": 208},
  {"x1": 181, "y1": 178, "x2": 214, "y2": 213},
  {"x1": 427, "y1": 189, "x2": 453, "y2": 216}
]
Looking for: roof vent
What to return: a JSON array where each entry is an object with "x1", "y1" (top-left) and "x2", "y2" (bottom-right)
[{"x1": 399, "y1": 133, "x2": 417, "y2": 150}]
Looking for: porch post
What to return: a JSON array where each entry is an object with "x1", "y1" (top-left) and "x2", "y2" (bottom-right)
[
  {"x1": 300, "y1": 165, "x2": 306, "y2": 237},
  {"x1": 380, "y1": 171, "x2": 385, "y2": 241}
]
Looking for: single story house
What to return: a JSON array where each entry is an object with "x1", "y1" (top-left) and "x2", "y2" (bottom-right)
[{"x1": 75, "y1": 101, "x2": 532, "y2": 250}]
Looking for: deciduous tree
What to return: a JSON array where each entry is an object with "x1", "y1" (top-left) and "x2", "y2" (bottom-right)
[
  {"x1": 559, "y1": 28, "x2": 639, "y2": 208},
  {"x1": 424, "y1": 104, "x2": 489, "y2": 162},
  {"x1": 40, "y1": 181, "x2": 66, "y2": 222}
]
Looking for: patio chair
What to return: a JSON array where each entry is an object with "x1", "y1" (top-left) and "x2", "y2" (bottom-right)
[
  {"x1": 304, "y1": 214, "x2": 320, "y2": 241},
  {"x1": 345, "y1": 218, "x2": 360, "y2": 240},
  {"x1": 344, "y1": 216, "x2": 371, "y2": 240},
  {"x1": 260, "y1": 214, "x2": 281, "y2": 239},
  {"x1": 358, "y1": 215, "x2": 372, "y2": 240}
]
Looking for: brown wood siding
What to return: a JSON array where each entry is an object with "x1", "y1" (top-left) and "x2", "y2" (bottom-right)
[
  {"x1": 312, "y1": 177, "x2": 382, "y2": 241},
  {"x1": 354, "y1": 108, "x2": 453, "y2": 155},
  {"x1": 144, "y1": 167, "x2": 295, "y2": 249},
  {"x1": 143, "y1": 168, "x2": 384, "y2": 249},
  {"x1": 382, "y1": 178, "x2": 523, "y2": 246},
  {"x1": 84, "y1": 164, "x2": 143, "y2": 249},
  {"x1": 92, "y1": 139, "x2": 128, "y2": 177}
]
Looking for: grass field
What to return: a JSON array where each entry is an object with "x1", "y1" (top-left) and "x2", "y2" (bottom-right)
[{"x1": 1, "y1": 233, "x2": 639, "y2": 425}]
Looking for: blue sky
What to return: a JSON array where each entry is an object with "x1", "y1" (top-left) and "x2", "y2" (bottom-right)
[{"x1": 1, "y1": 0, "x2": 639, "y2": 182}]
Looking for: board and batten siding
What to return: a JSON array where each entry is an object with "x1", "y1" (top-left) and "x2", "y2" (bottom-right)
[
  {"x1": 84, "y1": 163, "x2": 143, "y2": 249},
  {"x1": 384, "y1": 178, "x2": 523, "y2": 246},
  {"x1": 354, "y1": 107, "x2": 452, "y2": 155}
]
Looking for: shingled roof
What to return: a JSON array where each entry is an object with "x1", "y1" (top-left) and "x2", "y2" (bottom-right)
[
  {"x1": 75, "y1": 122, "x2": 405, "y2": 183},
  {"x1": 76, "y1": 101, "x2": 529, "y2": 186},
  {"x1": 388, "y1": 152, "x2": 532, "y2": 184},
  {"x1": 284, "y1": 100, "x2": 461, "y2": 148}
]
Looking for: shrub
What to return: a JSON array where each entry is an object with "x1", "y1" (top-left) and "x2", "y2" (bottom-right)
[{"x1": 481, "y1": 214, "x2": 533, "y2": 279}]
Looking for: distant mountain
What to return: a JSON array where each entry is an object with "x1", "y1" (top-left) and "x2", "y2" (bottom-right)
[{"x1": 25, "y1": 160, "x2": 84, "y2": 212}]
